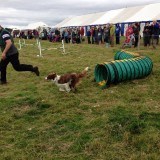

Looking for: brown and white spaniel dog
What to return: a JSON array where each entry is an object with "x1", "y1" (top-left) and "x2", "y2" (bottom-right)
[{"x1": 45, "y1": 67, "x2": 89, "y2": 92}]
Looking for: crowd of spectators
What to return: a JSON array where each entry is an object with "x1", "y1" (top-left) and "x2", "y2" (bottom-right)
[
  {"x1": 48, "y1": 27, "x2": 85, "y2": 44},
  {"x1": 143, "y1": 20, "x2": 160, "y2": 49},
  {"x1": 122, "y1": 20, "x2": 160, "y2": 49},
  {"x1": 10, "y1": 20, "x2": 160, "y2": 49}
]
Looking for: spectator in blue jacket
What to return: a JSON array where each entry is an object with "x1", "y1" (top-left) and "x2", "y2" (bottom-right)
[
  {"x1": 151, "y1": 20, "x2": 159, "y2": 49},
  {"x1": 86, "y1": 28, "x2": 91, "y2": 44},
  {"x1": 115, "y1": 23, "x2": 121, "y2": 44}
]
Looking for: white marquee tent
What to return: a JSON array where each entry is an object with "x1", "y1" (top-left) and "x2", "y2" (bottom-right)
[
  {"x1": 90, "y1": 8, "x2": 124, "y2": 25},
  {"x1": 123, "y1": 3, "x2": 160, "y2": 23},
  {"x1": 26, "y1": 21, "x2": 49, "y2": 30},
  {"x1": 54, "y1": 3, "x2": 160, "y2": 28}
]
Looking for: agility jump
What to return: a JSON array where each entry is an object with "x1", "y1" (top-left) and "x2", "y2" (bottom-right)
[
  {"x1": 38, "y1": 39, "x2": 66, "y2": 56},
  {"x1": 16, "y1": 39, "x2": 66, "y2": 57}
]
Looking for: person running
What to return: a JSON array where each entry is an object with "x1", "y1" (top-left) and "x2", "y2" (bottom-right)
[{"x1": 0, "y1": 25, "x2": 40, "y2": 84}]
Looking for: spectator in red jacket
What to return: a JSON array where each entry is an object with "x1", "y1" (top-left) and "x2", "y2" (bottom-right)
[{"x1": 80, "y1": 26, "x2": 84, "y2": 42}]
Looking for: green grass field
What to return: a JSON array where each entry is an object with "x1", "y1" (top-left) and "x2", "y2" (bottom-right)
[{"x1": 0, "y1": 38, "x2": 160, "y2": 160}]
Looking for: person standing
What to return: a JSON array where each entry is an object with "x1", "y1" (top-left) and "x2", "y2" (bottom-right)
[
  {"x1": 86, "y1": 28, "x2": 91, "y2": 44},
  {"x1": 143, "y1": 22, "x2": 151, "y2": 47},
  {"x1": 115, "y1": 23, "x2": 121, "y2": 44},
  {"x1": 110, "y1": 24, "x2": 115, "y2": 47},
  {"x1": 104, "y1": 24, "x2": 110, "y2": 48},
  {"x1": 0, "y1": 25, "x2": 40, "y2": 84},
  {"x1": 91, "y1": 26, "x2": 95, "y2": 44},
  {"x1": 151, "y1": 20, "x2": 159, "y2": 49},
  {"x1": 94, "y1": 26, "x2": 99, "y2": 44},
  {"x1": 97, "y1": 26, "x2": 103, "y2": 44},
  {"x1": 132, "y1": 22, "x2": 140, "y2": 48},
  {"x1": 63, "y1": 29, "x2": 69, "y2": 43},
  {"x1": 80, "y1": 26, "x2": 84, "y2": 42}
]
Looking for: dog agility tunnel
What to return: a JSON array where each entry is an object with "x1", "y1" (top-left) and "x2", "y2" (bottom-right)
[
  {"x1": 114, "y1": 50, "x2": 140, "y2": 60},
  {"x1": 94, "y1": 51, "x2": 153, "y2": 88}
]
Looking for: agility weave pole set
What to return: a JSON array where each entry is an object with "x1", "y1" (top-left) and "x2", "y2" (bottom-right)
[
  {"x1": 16, "y1": 39, "x2": 66, "y2": 57},
  {"x1": 94, "y1": 50, "x2": 153, "y2": 88},
  {"x1": 17, "y1": 38, "x2": 39, "y2": 50},
  {"x1": 38, "y1": 39, "x2": 66, "y2": 56}
]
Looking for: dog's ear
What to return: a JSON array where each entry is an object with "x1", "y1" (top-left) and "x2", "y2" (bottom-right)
[{"x1": 45, "y1": 73, "x2": 56, "y2": 80}]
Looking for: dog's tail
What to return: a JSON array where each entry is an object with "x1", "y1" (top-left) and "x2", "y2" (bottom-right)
[{"x1": 78, "y1": 67, "x2": 89, "y2": 79}]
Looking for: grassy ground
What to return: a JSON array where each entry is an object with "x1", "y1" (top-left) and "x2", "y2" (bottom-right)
[{"x1": 0, "y1": 38, "x2": 160, "y2": 160}]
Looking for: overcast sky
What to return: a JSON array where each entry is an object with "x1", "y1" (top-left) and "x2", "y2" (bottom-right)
[{"x1": 0, "y1": 0, "x2": 160, "y2": 28}]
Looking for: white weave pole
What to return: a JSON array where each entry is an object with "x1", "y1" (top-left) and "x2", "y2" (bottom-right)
[
  {"x1": 36, "y1": 38, "x2": 39, "y2": 45},
  {"x1": 138, "y1": 34, "x2": 140, "y2": 51},
  {"x1": 18, "y1": 39, "x2": 22, "y2": 50},
  {"x1": 37, "y1": 41, "x2": 43, "y2": 57},
  {"x1": 36, "y1": 39, "x2": 66, "y2": 56},
  {"x1": 61, "y1": 39, "x2": 66, "y2": 54}
]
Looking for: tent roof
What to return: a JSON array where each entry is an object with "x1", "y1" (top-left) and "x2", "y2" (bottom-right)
[
  {"x1": 91, "y1": 8, "x2": 124, "y2": 25},
  {"x1": 81, "y1": 12, "x2": 106, "y2": 26},
  {"x1": 54, "y1": 17, "x2": 72, "y2": 28},
  {"x1": 55, "y1": 3, "x2": 160, "y2": 28},
  {"x1": 110, "y1": 6, "x2": 144, "y2": 23},
  {"x1": 59, "y1": 12, "x2": 105, "y2": 27},
  {"x1": 124, "y1": 3, "x2": 160, "y2": 22},
  {"x1": 154, "y1": 13, "x2": 160, "y2": 20},
  {"x1": 26, "y1": 22, "x2": 49, "y2": 29}
]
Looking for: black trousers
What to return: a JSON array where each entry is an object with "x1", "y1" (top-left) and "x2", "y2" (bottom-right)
[
  {"x1": 134, "y1": 36, "x2": 139, "y2": 47},
  {"x1": 116, "y1": 34, "x2": 120, "y2": 44},
  {"x1": 0, "y1": 53, "x2": 34, "y2": 82},
  {"x1": 87, "y1": 36, "x2": 91, "y2": 44}
]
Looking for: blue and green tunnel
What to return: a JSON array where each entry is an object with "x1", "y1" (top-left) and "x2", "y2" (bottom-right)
[{"x1": 94, "y1": 50, "x2": 153, "y2": 88}]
